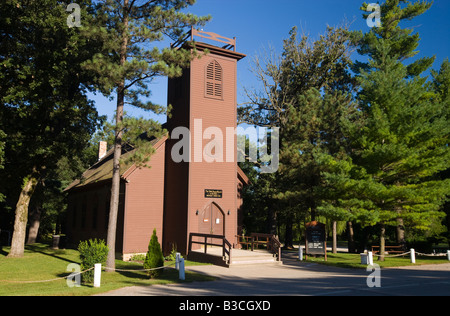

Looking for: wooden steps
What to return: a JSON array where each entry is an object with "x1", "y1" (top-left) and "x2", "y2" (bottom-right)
[
  {"x1": 229, "y1": 250, "x2": 281, "y2": 266},
  {"x1": 188, "y1": 247, "x2": 282, "y2": 267}
]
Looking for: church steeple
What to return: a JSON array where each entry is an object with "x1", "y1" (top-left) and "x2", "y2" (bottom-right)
[{"x1": 163, "y1": 29, "x2": 246, "y2": 254}]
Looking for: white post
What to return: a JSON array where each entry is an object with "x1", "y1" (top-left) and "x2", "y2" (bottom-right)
[
  {"x1": 94, "y1": 263, "x2": 101, "y2": 288},
  {"x1": 179, "y1": 258, "x2": 185, "y2": 281},
  {"x1": 410, "y1": 249, "x2": 416, "y2": 264},
  {"x1": 447, "y1": 250, "x2": 450, "y2": 261},
  {"x1": 175, "y1": 252, "x2": 180, "y2": 270},
  {"x1": 299, "y1": 247, "x2": 303, "y2": 261},
  {"x1": 368, "y1": 251, "x2": 373, "y2": 266}
]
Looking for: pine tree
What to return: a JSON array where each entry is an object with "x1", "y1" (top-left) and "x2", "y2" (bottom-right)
[
  {"x1": 281, "y1": 88, "x2": 360, "y2": 249},
  {"x1": 82, "y1": 0, "x2": 209, "y2": 270},
  {"x1": 349, "y1": 0, "x2": 450, "y2": 260},
  {"x1": 143, "y1": 229, "x2": 164, "y2": 278},
  {"x1": 276, "y1": 27, "x2": 356, "y2": 247},
  {"x1": 431, "y1": 58, "x2": 450, "y2": 104}
]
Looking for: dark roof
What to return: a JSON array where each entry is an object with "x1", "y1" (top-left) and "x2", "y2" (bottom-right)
[
  {"x1": 65, "y1": 135, "x2": 249, "y2": 192},
  {"x1": 64, "y1": 137, "x2": 162, "y2": 192}
]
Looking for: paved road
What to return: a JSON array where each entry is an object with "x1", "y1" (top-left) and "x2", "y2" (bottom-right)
[{"x1": 97, "y1": 255, "x2": 450, "y2": 296}]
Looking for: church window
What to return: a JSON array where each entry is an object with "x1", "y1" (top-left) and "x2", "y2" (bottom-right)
[{"x1": 205, "y1": 60, "x2": 223, "y2": 100}]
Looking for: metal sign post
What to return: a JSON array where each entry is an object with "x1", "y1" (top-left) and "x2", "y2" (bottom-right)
[{"x1": 305, "y1": 221, "x2": 327, "y2": 261}]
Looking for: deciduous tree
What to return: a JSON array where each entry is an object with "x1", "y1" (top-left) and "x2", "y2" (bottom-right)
[
  {"x1": 0, "y1": 0, "x2": 101, "y2": 257},
  {"x1": 239, "y1": 25, "x2": 356, "y2": 246}
]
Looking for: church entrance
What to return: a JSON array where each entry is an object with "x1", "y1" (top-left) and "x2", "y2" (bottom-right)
[{"x1": 199, "y1": 202, "x2": 224, "y2": 236}]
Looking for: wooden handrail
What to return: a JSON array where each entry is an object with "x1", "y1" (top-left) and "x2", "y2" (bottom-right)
[
  {"x1": 188, "y1": 233, "x2": 232, "y2": 264},
  {"x1": 270, "y1": 236, "x2": 282, "y2": 261},
  {"x1": 236, "y1": 233, "x2": 282, "y2": 261},
  {"x1": 371, "y1": 245, "x2": 405, "y2": 254},
  {"x1": 192, "y1": 28, "x2": 236, "y2": 51},
  {"x1": 171, "y1": 27, "x2": 236, "y2": 51}
]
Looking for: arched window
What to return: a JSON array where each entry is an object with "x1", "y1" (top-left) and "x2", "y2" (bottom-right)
[{"x1": 205, "y1": 60, "x2": 223, "y2": 100}]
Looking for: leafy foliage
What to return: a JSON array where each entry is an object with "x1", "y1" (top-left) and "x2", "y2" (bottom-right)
[
  {"x1": 0, "y1": 0, "x2": 102, "y2": 256},
  {"x1": 78, "y1": 239, "x2": 109, "y2": 284},
  {"x1": 239, "y1": 24, "x2": 356, "y2": 246}
]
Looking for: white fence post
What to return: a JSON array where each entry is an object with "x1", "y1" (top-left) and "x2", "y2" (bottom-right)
[
  {"x1": 94, "y1": 263, "x2": 101, "y2": 288},
  {"x1": 299, "y1": 247, "x2": 303, "y2": 261},
  {"x1": 447, "y1": 250, "x2": 450, "y2": 261},
  {"x1": 175, "y1": 252, "x2": 181, "y2": 270},
  {"x1": 410, "y1": 249, "x2": 416, "y2": 264},
  {"x1": 368, "y1": 251, "x2": 374, "y2": 266},
  {"x1": 179, "y1": 258, "x2": 185, "y2": 281}
]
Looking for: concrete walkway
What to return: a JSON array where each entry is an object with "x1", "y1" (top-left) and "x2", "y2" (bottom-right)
[{"x1": 97, "y1": 253, "x2": 450, "y2": 296}]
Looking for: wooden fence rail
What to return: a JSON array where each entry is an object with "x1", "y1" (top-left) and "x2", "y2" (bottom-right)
[{"x1": 188, "y1": 233, "x2": 232, "y2": 264}]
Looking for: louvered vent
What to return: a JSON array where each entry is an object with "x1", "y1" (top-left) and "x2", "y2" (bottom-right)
[{"x1": 205, "y1": 60, "x2": 223, "y2": 100}]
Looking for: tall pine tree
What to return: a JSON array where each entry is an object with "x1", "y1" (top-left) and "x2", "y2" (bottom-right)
[
  {"x1": 348, "y1": 0, "x2": 449, "y2": 260},
  {"x1": 83, "y1": 0, "x2": 209, "y2": 270}
]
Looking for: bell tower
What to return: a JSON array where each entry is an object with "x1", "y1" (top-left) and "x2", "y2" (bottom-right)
[{"x1": 163, "y1": 29, "x2": 246, "y2": 255}]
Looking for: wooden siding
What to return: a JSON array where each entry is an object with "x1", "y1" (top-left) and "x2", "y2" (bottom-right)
[
  {"x1": 66, "y1": 182, "x2": 125, "y2": 254},
  {"x1": 187, "y1": 53, "x2": 238, "y2": 249},
  {"x1": 122, "y1": 141, "x2": 166, "y2": 255},
  {"x1": 65, "y1": 36, "x2": 246, "y2": 259},
  {"x1": 164, "y1": 44, "x2": 245, "y2": 255}
]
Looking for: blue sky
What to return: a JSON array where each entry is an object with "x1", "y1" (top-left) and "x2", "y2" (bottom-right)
[{"x1": 91, "y1": 0, "x2": 450, "y2": 122}]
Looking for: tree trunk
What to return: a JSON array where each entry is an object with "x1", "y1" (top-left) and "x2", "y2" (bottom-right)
[
  {"x1": 106, "y1": 2, "x2": 129, "y2": 271},
  {"x1": 396, "y1": 213, "x2": 406, "y2": 250},
  {"x1": 347, "y1": 221, "x2": 355, "y2": 253},
  {"x1": 106, "y1": 102, "x2": 124, "y2": 270},
  {"x1": 310, "y1": 199, "x2": 316, "y2": 222},
  {"x1": 26, "y1": 205, "x2": 42, "y2": 244},
  {"x1": 445, "y1": 201, "x2": 450, "y2": 248},
  {"x1": 284, "y1": 217, "x2": 294, "y2": 249},
  {"x1": 379, "y1": 223, "x2": 386, "y2": 262},
  {"x1": 267, "y1": 208, "x2": 277, "y2": 236},
  {"x1": 332, "y1": 220, "x2": 337, "y2": 254},
  {"x1": 7, "y1": 173, "x2": 39, "y2": 258}
]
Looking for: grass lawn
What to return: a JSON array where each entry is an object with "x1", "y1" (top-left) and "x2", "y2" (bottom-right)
[
  {"x1": 0, "y1": 244, "x2": 214, "y2": 296},
  {"x1": 301, "y1": 252, "x2": 450, "y2": 269}
]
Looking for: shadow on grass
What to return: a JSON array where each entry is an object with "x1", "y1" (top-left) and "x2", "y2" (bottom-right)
[{"x1": 24, "y1": 243, "x2": 79, "y2": 264}]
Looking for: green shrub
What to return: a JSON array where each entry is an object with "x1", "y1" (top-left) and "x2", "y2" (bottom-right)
[
  {"x1": 78, "y1": 239, "x2": 109, "y2": 284},
  {"x1": 165, "y1": 243, "x2": 182, "y2": 261},
  {"x1": 143, "y1": 229, "x2": 164, "y2": 278},
  {"x1": 129, "y1": 253, "x2": 146, "y2": 262}
]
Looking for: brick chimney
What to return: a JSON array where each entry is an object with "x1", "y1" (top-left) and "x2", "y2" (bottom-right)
[{"x1": 98, "y1": 141, "x2": 107, "y2": 161}]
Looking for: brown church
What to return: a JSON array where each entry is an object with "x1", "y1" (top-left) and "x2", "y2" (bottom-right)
[{"x1": 65, "y1": 29, "x2": 249, "y2": 260}]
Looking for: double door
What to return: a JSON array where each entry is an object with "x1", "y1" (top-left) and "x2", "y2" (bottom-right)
[{"x1": 199, "y1": 203, "x2": 224, "y2": 236}]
